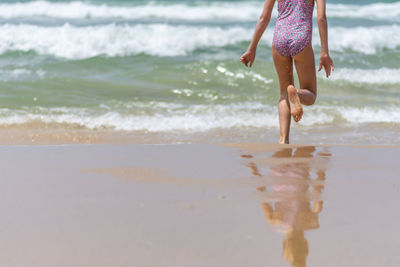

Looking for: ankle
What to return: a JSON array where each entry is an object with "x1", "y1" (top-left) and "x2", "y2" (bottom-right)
[{"x1": 279, "y1": 137, "x2": 289, "y2": 144}]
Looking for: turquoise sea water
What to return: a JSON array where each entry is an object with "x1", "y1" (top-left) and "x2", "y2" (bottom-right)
[{"x1": 0, "y1": 0, "x2": 399, "y2": 144}]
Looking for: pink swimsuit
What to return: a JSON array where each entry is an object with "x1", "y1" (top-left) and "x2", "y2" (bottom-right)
[{"x1": 273, "y1": 0, "x2": 314, "y2": 57}]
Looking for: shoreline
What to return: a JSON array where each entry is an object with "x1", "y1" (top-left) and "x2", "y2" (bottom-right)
[{"x1": 1, "y1": 124, "x2": 400, "y2": 146}]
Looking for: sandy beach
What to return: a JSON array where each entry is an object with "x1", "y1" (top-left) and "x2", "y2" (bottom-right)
[
  {"x1": 1, "y1": 0, "x2": 399, "y2": 266},
  {"x1": 1, "y1": 143, "x2": 399, "y2": 267}
]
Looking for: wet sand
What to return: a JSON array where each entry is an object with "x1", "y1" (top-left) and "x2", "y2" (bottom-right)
[
  {"x1": 2, "y1": 123, "x2": 400, "y2": 146},
  {"x1": 1, "y1": 144, "x2": 399, "y2": 267}
]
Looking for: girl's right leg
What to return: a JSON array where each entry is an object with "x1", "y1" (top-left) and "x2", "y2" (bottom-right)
[
  {"x1": 292, "y1": 44, "x2": 317, "y2": 106},
  {"x1": 285, "y1": 44, "x2": 317, "y2": 123},
  {"x1": 272, "y1": 46, "x2": 294, "y2": 144}
]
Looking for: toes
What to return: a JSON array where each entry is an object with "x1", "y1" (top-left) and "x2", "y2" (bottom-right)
[
  {"x1": 292, "y1": 110, "x2": 303, "y2": 122},
  {"x1": 297, "y1": 113, "x2": 303, "y2": 122},
  {"x1": 298, "y1": 112, "x2": 303, "y2": 122}
]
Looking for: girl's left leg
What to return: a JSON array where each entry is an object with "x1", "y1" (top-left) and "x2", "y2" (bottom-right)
[{"x1": 272, "y1": 46, "x2": 294, "y2": 144}]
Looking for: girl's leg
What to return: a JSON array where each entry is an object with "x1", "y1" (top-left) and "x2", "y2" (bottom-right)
[
  {"x1": 272, "y1": 46, "x2": 294, "y2": 144},
  {"x1": 292, "y1": 44, "x2": 317, "y2": 106},
  {"x1": 285, "y1": 44, "x2": 317, "y2": 122}
]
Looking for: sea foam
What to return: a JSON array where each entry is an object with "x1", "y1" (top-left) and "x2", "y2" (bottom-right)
[
  {"x1": 0, "y1": 23, "x2": 398, "y2": 59},
  {"x1": 0, "y1": 23, "x2": 250, "y2": 58},
  {"x1": 0, "y1": 0, "x2": 265, "y2": 21},
  {"x1": 0, "y1": 104, "x2": 399, "y2": 132},
  {"x1": 0, "y1": 68, "x2": 45, "y2": 81},
  {"x1": 327, "y1": 68, "x2": 400, "y2": 85},
  {"x1": 0, "y1": 1, "x2": 399, "y2": 22},
  {"x1": 326, "y1": 25, "x2": 400, "y2": 54}
]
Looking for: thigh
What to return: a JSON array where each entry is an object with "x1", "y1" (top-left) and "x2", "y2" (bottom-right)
[
  {"x1": 293, "y1": 44, "x2": 317, "y2": 94},
  {"x1": 272, "y1": 45, "x2": 293, "y2": 94}
]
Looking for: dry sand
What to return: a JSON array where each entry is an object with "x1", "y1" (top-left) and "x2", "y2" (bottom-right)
[{"x1": 0, "y1": 143, "x2": 399, "y2": 267}]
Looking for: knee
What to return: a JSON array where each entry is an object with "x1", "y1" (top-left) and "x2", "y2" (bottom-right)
[
  {"x1": 311, "y1": 92, "x2": 317, "y2": 104},
  {"x1": 304, "y1": 91, "x2": 317, "y2": 106},
  {"x1": 307, "y1": 96, "x2": 316, "y2": 105}
]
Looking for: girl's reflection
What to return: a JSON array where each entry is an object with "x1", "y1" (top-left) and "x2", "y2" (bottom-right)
[{"x1": 243, "y1": 146, "x2": 330, "y2": 267}]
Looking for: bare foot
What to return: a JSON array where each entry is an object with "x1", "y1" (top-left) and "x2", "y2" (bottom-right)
[
  {"x1": 287, "y1": 85, "x2": 303, "y2": 122},
  {"x1": 278, "y1": 138, "x2": 289, "y2": 144}
]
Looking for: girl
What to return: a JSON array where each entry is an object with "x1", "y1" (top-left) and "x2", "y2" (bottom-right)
[{"x1": 240, "y1": 0, "x2": 334, "y2": 144}]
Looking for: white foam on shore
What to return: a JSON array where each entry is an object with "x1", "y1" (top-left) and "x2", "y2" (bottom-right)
[
  {"x1": 0, "y1": 1, "x2": 399, "y2": 22},
  {"x1": 0, "y1": 104, "x2": 399, "y2": 132},
  {"x1": 338, "y1": 107, "x2": 400, "y2": 124},
  {"x1": 0, "y1": 23, "x2": 399, "y2": 58},
  {"x1": 0, "y1": 103, "x2": 280, "y2": 131},
  {"x1": 325, "y1": 68, "x2": 400, "y2": 85}
]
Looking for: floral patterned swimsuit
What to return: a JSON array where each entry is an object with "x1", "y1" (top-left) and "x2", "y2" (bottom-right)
[{"x1": 273, "y1": 0, "x2": 314, "y2": 57}]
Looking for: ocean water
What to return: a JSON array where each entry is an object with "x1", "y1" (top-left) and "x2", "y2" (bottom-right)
[{"x1": 0, "y1": 0, "x2": 399, "y2": 144}]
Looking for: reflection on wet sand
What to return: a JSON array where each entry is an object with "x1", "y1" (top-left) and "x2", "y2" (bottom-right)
[{"x1": 243, "y1": 146, "x2": 331, "y2": 267}]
